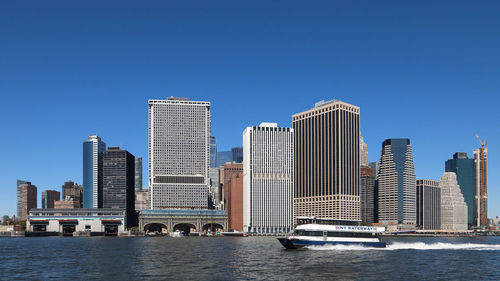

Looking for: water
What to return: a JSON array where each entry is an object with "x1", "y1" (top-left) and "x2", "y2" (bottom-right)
[{"x1": 1, "y1": 236, "x2": 500, "y2": 280}]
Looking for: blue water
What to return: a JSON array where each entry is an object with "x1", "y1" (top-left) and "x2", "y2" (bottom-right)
[{"x1": 1, "y1": 236, "x2": 499, "y2": 280}]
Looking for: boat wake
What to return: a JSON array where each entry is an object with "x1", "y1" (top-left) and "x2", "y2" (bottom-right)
[{"x1": 307, "y1": 242, "x2": 500, "y2": 251}]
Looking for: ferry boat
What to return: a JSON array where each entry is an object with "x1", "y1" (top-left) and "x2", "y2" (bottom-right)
[{"x1": 278, "y1": 217, "x2": 386, "y2": 249}]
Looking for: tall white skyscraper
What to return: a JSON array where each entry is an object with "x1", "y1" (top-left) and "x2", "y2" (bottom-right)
[
  {"x1": 440, "y1": 172, "x2": 468, "y2": 231},
  {"x1": 83, "y1": 135, "x2": 106, "y2": 209},
  {"x1": 243, "y1": 123, "x2": 294, "y2": 234},
  {"x1": 148, "y1": 97, "x2": 210, "y2": 209}
]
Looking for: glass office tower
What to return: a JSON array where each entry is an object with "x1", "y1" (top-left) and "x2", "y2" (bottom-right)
[
  {"x1": 83, "y1": 135, "x2": 106, "y2": 209},
  {"x1": 445, "y1": 152, "x2": 475, "y2": 228}
]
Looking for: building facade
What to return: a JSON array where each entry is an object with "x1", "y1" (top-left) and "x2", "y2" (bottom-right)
[
  {"x1": 445, "y1": 152, "x2": 475, "y2": 228},
  {"x1": 18, "y1": 183, "x2": 37, "y2": 221},
  {"x1": 210, "y1": 136, "x2": 217, "y2": 168},
  {"x1": 439, "y1": 172, "x2": 468, "y2": 231},
  {"x1": 473, "y1": 147, "x2": 488, "y2": 228},
  {"x1": 377, "y1": 138, "x2": 416, "y2": 225},
  {"x1": 83, "y1": 135, "x2": 106, "y2": 209},
  {"x1": 54, "y1": 198, "x2": 80, "y2": 209},
  {"x1": 135, "y1": 157, "x2": 143, "y2": 191},
  {"x1": 16, "y1": 179, "x2": 29, "y2": 219},
  {"x1": 209, "y1": 167, "x2": 221, "y2": 208},
  {"x1": 243, "y1": 123, "x2": 294, "y2": 234},
  {"x1": 42, "y1": 190, "x2": 60, "y2": 209},
  {"x1": 228, "y1": 173, "x2": 243, "y2": 231},
  {"x1": 62, "y1": 181, "x2": 83, "y2": 208},
  {"x1": 148, "y1": 97, "x2": 210, "y2": 209},
  {"x1": 103, "y1": 147, "x2": 136, "y2": 226},
  {"x1": 135, "y1": 190, "x2": 149, "y2": 211},
  {"x1": 293, "y1": 100, "x2": 360, "y2": 220},
  {"x1": 220, "y1": 163, "x2": 243, "y2": 211},
  {"x1": 416, "y1": 179, "x2": 441, "y2": 230},
  {"x1": 360, "y1": 166, "x2": 375, "y2": 225},
  {"x1": 360, "y1": 135, "x2": 369, "y2": 166}
]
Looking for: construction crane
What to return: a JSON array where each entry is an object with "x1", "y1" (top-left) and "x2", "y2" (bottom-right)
[
  {"x1": 475, "y1": 134, "x2": 487, "y2": 149},
  {"x1": 475, "y1": 134, "x2": 488, "y2": 229}
]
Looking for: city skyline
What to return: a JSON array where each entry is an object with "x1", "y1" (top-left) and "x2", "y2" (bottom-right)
[{"x1": 1, "y1": 1, "x2": 498, "y2": 217}]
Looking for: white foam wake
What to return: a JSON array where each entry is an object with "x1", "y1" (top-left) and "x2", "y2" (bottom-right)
[{"x1": 307, "y1": 242, "x2": 500, "y2": 251}]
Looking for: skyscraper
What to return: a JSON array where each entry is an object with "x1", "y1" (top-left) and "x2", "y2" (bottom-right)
[
  {"x1": 473, "y1": 146, "x2": 488, "y2": 228},
  {"x1": 228, "y1": 173, "x2": 243, "y2": 231},
  {"x1": 360, "y1": 166, "x2": 375, "y2": 225},
  {"x1": 293, "y1": 100, "x2": 360, "y2": 220},
  {"x1": 377, "y1": 138, "x2": 416, "y2": 226},
  {"x1": 83, "y1": 135, "x2": 106, "y2": 209},
  {"x1": 440, "y1": 172, "x2": 468, "y2": 231},
  {"x1": 369, "y1": 162, "x2": 380, "y2": 179},
  {"x1": 135, "y1": 157, "x2": 143, "y2": 191},
  {"x1": 42, "y1": 190, "x2": 60, "y2": 209},
  {"x1": 231, "y1": 147, "x2": 243, "y2": 163},
  {"x1": 62, "y1": 180, "x2": 83, "y2": 208},
  {"x1": 445, "y1": 152, "x2": 475, "y2": 228},
  {"x1": 148, "y1": 97, "x2": 210, "y2": 209},
  {"x1": 18, "y1": 183, "x2": 37, "y2": 221},
  {"x1": 210, "y1": 136, "x2": 217, "y2": 168},
  {"x1": 243, "y1": 123, "x2": 294, "y2": 234},
  {"x1": 360, "y1": 135, "x2": 369, "y2": 166},
  {"x1": 416, "y1": 179, "x2": 441, "y2": 230},
  {"x1": 103, "y1": 147, "x2": 136, "y2": 226},
  {"x1": 209, "y1": 167, "x2": 221, "y2": 208},
  {"x1": 16, "y1": 179, "x2": 29, "y2": 219}
]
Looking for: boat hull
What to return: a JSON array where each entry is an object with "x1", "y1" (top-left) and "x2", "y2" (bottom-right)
[{"x1": 278, "y1": 238, "x2": 386, "y2": 249}]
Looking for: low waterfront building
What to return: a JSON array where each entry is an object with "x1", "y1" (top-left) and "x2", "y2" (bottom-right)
[
  {"x1": 440, "y1": 172, "x2": 468, "y2": 231},
  {"x1": 27, "y1": 208, "x2": 126, "y2": 236},
  {"x1": 416, "y1": 179, "x2": 441, "y2": 230}
]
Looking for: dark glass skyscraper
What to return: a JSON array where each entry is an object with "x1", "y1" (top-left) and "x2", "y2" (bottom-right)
[
  {"x1": 83, "y1": 135, "x2": 106, "y2": 209},
  {"x1": 103, "y1": 147, "x2": 136, "y2": 227},
  {"x1": 210, "y1": 136, "x2": 217, "y2": 168},
  {"x1": 231, "y1": 147, "x2": 243, "y2": 163},
  {"x1": 135, "y1": 157, "x2": 143, "y2": 191},
  {"x1": 445, "y1": 152, "x2": 475, "y2": 228}
]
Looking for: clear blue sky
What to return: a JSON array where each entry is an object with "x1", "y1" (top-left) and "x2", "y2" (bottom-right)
[{"x1": 1, "y1": 1, "x2": 498, "y2": 217}]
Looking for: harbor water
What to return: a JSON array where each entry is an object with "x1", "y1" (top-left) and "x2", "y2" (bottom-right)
[{"x1": 1, "y1": 236, "x2": 500, "y2": 280}]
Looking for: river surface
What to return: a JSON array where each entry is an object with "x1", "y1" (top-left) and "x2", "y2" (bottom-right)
[{"x1": 1, "y1": 236, "x2": 500, "y2": 280}]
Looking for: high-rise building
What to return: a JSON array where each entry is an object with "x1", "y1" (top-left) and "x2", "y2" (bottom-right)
[
  {"x1": 473, "y1": 147, "x2": 488, "y2": 228},
  {"x1": 215, "y1": 147, "x2": 243, "y2": 167},
  {"x1": 18, "y1": 183, "x2": 37, "y2": 220},
  {"x1": 416, "y1": 179, "x2": 441, "y2": 230},
  {"x1": 54, "y1": 198, "x2": 80, "y2": 209},
  {"x1": 62, "y1": 180, "x2": 83, "y2": 208},
  {"x1": 135, "y1": 157, "x2": 143, "y2": 191},
  {"x1": 103, "y1": 147, "x2": 136, "y2": 226},
  {"x1": 148, "y1": 97, "x2": 210, "y2": 209},
  {"x1": 16, "y1": 179, "x2": 29, "y2": 219},
  {"x1": 216, "y1": 151, "x2": 232, "y2": 167},
  {"x1": 42, "y1": 190, "x2": 60, "y2": 209},
  {"x1": 243, "y1": 123, "x2": 294, "y2": 234},
  {"x1": 220, "y1": 163, "x2": 243, "y2": 210},
  {"x1": 360, "y1": 166, "x2": 375, "y2": 225},
  {"x1": 210, "y1": 136, "x2": 217, "y2": 168},
  {"x1": 293, "y1": 100, "x2": 360, "y2": 220},
  {"x1": 83, "y1": 135, "x2": 106, "y2": 209},
  {"x1": 209, "y1": 167, "x2": 221, "y2": 208},
  {"x1": 360, "y1": 135, "x2": 369, "y2": 166},
  {"x1": 228, "y1": 173, "x2": 243, "y2": 231},
  {"x1": 439, "y1": 172, "x2": 468, "y2": 231},
  {"x1": 445, "y1": 152, "x2": 475, "y2": 228},
  {"x1": 369, "y1": 162, "x2": 380, "y2": 179},
  {"x1": 377, "y1": 138, "x2": 416, "y2": 225},
  {"x1": 231, "y1": 147, "x2": 243, "y2": 163}
]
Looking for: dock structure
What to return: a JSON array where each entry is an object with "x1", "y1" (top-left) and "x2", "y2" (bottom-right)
[{"x1": 139, "y1": 209, "x2": 228, "y2": 234}]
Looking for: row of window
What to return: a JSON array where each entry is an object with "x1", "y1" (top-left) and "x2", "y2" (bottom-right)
[{"x1": 295, "y1": 230, "x2": 375, "y2": 238}]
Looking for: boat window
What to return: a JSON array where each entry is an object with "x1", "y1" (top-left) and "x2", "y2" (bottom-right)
[{"x1": 327, "y1": 232, "x2": 375, "y2": 238}]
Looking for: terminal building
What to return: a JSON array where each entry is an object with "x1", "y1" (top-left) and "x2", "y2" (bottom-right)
[{"x1": 26, "y1": 208, "x2": 125, "y2": 236}]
